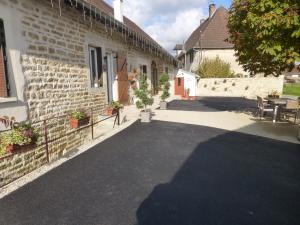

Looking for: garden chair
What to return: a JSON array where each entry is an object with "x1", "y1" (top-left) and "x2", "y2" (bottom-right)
[
  {"x1": 280, "y1": 100, "x2": 300, "y2": 124},
  {"x1": 257, "y1": 96, "x2": 274, "y2": 119}
]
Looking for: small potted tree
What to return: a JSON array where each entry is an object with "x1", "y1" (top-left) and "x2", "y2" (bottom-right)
[
  {"x1": 135, "y1": 74, "x2": 154, "y2": 123},
  {"x1": 69, "y1": 111, "x2": 90, "y2": 129},
  {"x1": 106, "y1": 101, "x2": 124, "y2": 116},
  {"x1": 159, "y1": 73, "x2": 170, "y2": 110}
]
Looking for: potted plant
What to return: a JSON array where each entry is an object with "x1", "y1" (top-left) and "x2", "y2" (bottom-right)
[
  {"x1": 106, "y1": 101, "x2": 124, "y2": 116},
  {"x1": 159, "y1": 73, "x2": 170, "y2": 110},
  {"x1": 0, "y1": 123, "x2": 39, "y2": 154},
  {"x1": 69, "y1": 111, "x2": 90, "y2": 129},
  {"x1": 135, "y1": 74, "x2": 154, "y2": 123},
  {"x1": 268, "y1": 90, "x2": 280, "y2": 99}
]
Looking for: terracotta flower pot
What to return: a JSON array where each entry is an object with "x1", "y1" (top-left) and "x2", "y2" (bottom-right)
[
  {"x1": 6, "y1": 144, "x2": 21, "y2": 153},
  {"x1": 106, "y1": 107, "x2": 118, "y2": 116},
  {"x1": 69, "y1": 117, "x2": 90, "y2": 129}
]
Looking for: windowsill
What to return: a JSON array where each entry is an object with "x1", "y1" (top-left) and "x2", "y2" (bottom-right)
[{"x1": 0, "y1": 97, "x2": 18, "y2": 103}]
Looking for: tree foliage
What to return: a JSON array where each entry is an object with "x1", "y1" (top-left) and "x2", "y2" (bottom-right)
[
  {"x1": 135, "y1": 74, "x2": 154, "y2": 110},
  {"x1": 227, "y1": 0, "x2": 300, "y2": 76},
  {"x1": 197, "y1": 56, "x2": 235, "y2": 78},
  {"x1": 159, "y1": 73, "x2": 170, "y2": 101}
]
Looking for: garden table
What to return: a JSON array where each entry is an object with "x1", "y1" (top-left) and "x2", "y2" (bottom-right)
[{"x1": 267, "y1": 98, "x2": 298, "y2": 123}]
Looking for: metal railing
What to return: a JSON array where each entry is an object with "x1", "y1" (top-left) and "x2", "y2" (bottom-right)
[{"x1": 0, "y1": 107, "x2": 120, "y2": 162}]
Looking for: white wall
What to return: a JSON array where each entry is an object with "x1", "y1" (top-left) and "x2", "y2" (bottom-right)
[
  {"x1": 197, "y1": 76, "x2": 284, "y2": 99},
  {"x1": 0, "y1": 4, "x2": 28, "y2": 122}
]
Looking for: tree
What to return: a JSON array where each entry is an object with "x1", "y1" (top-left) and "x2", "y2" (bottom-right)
[
  {"x1": 197, "y1": 56, "x2": 235, "y2": 78},
  {"x1": 159, "y1": 73, "x2": 170, "y2": 101},
  {"x1": 135, "y1": 74, "x2": 154, "y2": 110},
  {"x1": 227, "y1": 0, "x2": 300, "y2": 76}
]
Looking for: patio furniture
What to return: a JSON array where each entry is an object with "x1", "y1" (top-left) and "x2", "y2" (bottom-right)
[
  {"x1": 281, "y1": 100, "x2": 300, "y2": 124},
  {"x1": 257, "y1": 96, "x2": 274, "y2": 119},
  {"x1": 267, "y1": 97, "x2": 291, "y2": 123}
]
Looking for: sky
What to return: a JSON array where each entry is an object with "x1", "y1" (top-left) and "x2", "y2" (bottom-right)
[{"x1": 105, "y1": 0, "x2": 232, "y2": 53}]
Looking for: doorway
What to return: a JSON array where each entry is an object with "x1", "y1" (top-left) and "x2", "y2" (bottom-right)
[{"x1": 105, "y1": 52, "x2": 117, "y2": 103}]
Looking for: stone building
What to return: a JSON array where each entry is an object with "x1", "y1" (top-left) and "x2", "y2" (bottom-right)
[
  {"x1": 0, "y1": 0, "x2": 175, "y2": 186},
  {"x1": 176, "y1": 4, "x2": 249, "y2": 77},
  {"x1": 0, "y1": 0, "x2": 175, "y2": 123}
]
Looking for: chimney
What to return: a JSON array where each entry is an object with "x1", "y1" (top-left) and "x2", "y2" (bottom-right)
[
  {"x1": 113, "y1": 0, "x2": 123, "y2": 23},
  {"x1": 209, "y1": 3, "x2": 216, "y2": 18}
]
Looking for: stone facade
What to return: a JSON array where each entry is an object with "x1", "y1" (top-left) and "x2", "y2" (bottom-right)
[
  {"x1": 197, "y1": 76, "x2": 284, "y2": 99},
  {"x1": 0, "y1": 0, "x2": 174, "y2": 187}
]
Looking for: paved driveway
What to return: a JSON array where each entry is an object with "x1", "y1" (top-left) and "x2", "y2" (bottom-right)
[
  {"x1": 167, "y1": 97, "x2": 257, "y2": 112},
  {"x1": 0, "y1": 121, "x2": 299, "y2": 225}
]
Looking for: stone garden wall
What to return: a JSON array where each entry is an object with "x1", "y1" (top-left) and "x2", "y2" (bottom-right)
[{"x1": 197, "y1": 76, "x2": 284, "y2": 99}]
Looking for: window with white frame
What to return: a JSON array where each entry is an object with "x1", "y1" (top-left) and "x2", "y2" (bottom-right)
[{"x1": 88, "y1": 46, "x2": 103, "y2": 88}]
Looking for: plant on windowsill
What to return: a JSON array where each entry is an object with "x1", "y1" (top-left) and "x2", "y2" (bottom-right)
[
  {"x1": 135, "y1": 74, "x2": 154, "y2": 123},
  {"x1": 159, "y1": 73, "x2": 170, "y2": 110},
  {"x1": 0, "y1": 123, "x2": 40, "y2": 155},
  {"x1": 106, "y1": 101, "x2": 124, "y2": 116},
  {"x1": 69, "y1": 111, "x2": 90, "y2": 129}
]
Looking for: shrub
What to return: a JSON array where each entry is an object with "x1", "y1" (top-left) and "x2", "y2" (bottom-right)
[
  {"x1": 110, "y1": 101, "x2": 124, "y2": 110},
  {"x1": 197, "y1": 56, "x2": 235, "y2": 78},
  {"x1": 135, "y1": 74, "x2": 154, "y2": 110},
  {"x1": 70, "y1": 111, "x2": 88, "y2": 120},
  {"x1": 0, "y1": 123, "x2": 40, "y2": 156},
  {"x1": 159, "y1": 73, "x2": 170, "y2": 101}
]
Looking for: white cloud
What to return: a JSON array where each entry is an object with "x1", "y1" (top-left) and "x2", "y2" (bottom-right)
[{"x1": 106, "y1": 0, "x2": 209, "y2": 53}]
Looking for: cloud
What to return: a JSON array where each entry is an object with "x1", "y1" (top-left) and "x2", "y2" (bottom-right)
[{"x1": 105, "y1": 0, "x2": 209, "y2": 53}]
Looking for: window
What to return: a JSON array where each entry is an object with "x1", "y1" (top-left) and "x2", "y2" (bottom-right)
[
  {"x1": 165, "y1": 67, "x2": 169, "y2": 74},
  {"x1": 190, "y1": 51, "x2": 194, "y2": 63},
  {"x1": 139, "y1": 65, "x2": 147, "y2": 76},
  {"x1": 88, "y1": 46, "x2": 103, "y2": 88},
  {"x1": 0, "y1": 19, "x2": 9, "y2": 97},
  {"x1": 178, "y1": 78, "x2": 181, "y2": 86}
]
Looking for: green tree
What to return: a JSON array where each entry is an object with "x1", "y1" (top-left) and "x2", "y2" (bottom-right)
[
  {"x1": 135, "y1": 74, "x2": 154, "y2": 110},
  {"x1": 197, "y1": 56, "x2": 235, "y2": 78},
  {"x1": 227, "y1": 0, "x2": 300, "y2": 76},
  {"x1": 159, "y1": 73, "x2": 170, "y2": 101}
]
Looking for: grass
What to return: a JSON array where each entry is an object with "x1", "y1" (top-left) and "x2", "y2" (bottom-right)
[{"x1": 283, "y1": 83, "x2": 300, "y2": 96}]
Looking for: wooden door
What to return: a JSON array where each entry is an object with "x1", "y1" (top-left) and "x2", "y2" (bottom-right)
[
  {"x1": 117, "y1": 51, "x2": 129, "y2": 104},
  {"x1": 175, "y1": 77, "x2": 184, "y2": 96}
]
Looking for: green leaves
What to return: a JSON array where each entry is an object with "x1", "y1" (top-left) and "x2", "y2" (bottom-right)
[
  {"x1": 228, "y1": 0, "x2": 300, "y2": 76},
  {"x1": 135, "y1": 74, "x2": 154, "y2": 110},
  {"x1": 197, "y1": 56, "x2": 235, "y2": 78}
]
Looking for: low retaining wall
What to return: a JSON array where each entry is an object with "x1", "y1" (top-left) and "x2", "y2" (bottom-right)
[{"x1": 197, "y1": 76, "x2": 284, "y2": 99}]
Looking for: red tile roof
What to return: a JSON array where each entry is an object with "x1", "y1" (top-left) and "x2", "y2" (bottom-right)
[{"x1": 185, "y1": 7, "x2": 233, "y2": 52}]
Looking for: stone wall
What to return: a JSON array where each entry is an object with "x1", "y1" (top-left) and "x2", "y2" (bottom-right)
[
  {"x1": 0, "y1": 145, "x2": 47, "y2": 186},
  {"x1": 197, "y1": 76, "x2": 284, "y2": 99},
  {"x1": 0, "y1": 0, "x2": 173, "y2": 187}
]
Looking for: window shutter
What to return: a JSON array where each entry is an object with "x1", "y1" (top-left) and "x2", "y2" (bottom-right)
[{"x1": 0, "y1": 45, "x2": 7, "y2": 97}]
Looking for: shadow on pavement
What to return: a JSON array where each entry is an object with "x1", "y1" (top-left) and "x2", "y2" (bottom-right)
[
  {"x1": 136, "y1": 131, "x2": 300, "y2": 225},
  {"x1": 167, "y1": 97, "x2": 257, "y2": 114}
]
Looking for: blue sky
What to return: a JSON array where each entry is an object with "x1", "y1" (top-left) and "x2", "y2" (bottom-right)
[{"x1": 105, "y1": 0, "x2": 232, "y2": 52}]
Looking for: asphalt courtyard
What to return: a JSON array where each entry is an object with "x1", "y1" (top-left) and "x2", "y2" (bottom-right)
[{"x1": 0, "y1": 120, "x2": 299, "y2": 225}]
